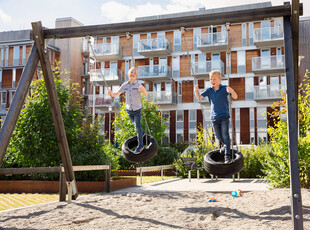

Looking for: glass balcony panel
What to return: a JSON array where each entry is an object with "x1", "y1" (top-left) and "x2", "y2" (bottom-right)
[
  {"x1": 252, "y1": 55, "x2": 285, "y2": 74},
  {"x1": 193, "y1": 60, "x2": 225, "y2": 79},
  {"x1": 146, "y1": 91, "x2": 177, "y2": 104},
  {"x1": 197, "y1": 32, "x2": 228, "y2": 52},
  {"x1": 88, "y1": 68, "x2": 124, "y2": 85},
  {"x1": 91, "y1": 43, "x2": 121, "y2": 61},
  {"x1": 254, "y1": 85, "x2": 286, "y2": 100},
  {"x1": 87, "y1": 94, "x2": 120, "y2": 107},
  {"x1": 138, "y1": 38, "x2": 171, "y2": 56},
  {"x1": 253, "y1": 26, "x2": 284, "y2": 47},
  {"x1": 138, "y1": 65, "x2": 172, "y2": 81}
]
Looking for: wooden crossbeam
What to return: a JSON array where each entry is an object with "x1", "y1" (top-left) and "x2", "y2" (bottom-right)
[
  {"x1": 40, "y1": 4, "x2": 303, "y2": 39},
  {"x1": 0, "y1": 45, "x2": 39, "y2": 166},
  {"x1": 31, "y1": 21, "x2": 78, "y2": 200}
]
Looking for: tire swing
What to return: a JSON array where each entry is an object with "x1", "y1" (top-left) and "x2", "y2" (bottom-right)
[
  {"x1": 121, "y1": 32, "x2": 158, "y2": 163},
  {"x1": 203, "y1": 149, "x2": 244, "y2": 177},
  {"x1": 202, "y1": 23, "x2": 244, "y2": 177}
]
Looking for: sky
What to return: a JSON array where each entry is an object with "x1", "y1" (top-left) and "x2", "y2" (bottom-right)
[{"x1": 0, "y1": 0, "x2": 309, "y2": 32}]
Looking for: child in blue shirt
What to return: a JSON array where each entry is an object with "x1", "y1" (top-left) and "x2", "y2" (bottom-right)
[
  {"x1": 108, "y1": 67, "x2": 147, "y2": 154},
  {"x1": 194, "y1": 70, "x2": 237, "y2": 164}
]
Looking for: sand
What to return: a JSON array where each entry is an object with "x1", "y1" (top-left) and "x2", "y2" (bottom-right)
[{"x1": 0, "y1": 188, "x2": 310, "y2": 230}]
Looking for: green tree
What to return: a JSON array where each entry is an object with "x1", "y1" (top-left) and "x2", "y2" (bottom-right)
[
  {"x1": 3, "y1": 64, "x2": 119, "y2": 181},
  {"x1": 263, "y1": 71, "x2": 310, "y2": 188}
]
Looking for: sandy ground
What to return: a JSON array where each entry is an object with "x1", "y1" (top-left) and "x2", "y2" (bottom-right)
[{"x1": 0, "y1": 187, "x2": 309, "y2": 230}]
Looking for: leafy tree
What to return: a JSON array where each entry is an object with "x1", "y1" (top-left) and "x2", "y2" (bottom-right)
[
  {"x1": 262, "y1": 71, "x2": 310, "y2": 188},
  {"x1": 3, "y1": 64, "x2": 119, "y2": 181}
]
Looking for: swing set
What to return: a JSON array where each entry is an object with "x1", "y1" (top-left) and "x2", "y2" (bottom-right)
[{"x1": 0, "y1": 1, "x2": 304, "y2": 228}]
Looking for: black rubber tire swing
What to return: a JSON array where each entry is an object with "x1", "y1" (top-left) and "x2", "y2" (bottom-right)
[
  {"x1": 203, "y1": 149, "x2": 244, "y2": 176},
  {"x1": 122, "y1": 135, "x2": 158, "y2": 163}
]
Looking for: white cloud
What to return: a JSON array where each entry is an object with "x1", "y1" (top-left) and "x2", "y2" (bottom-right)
[{"x1": 0, "y1": 8, "x2": 11, "y2": 22}]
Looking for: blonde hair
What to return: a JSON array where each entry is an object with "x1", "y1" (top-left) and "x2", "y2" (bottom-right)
[
  {"x1": 210, "y1": 70, "x2": 222, "y2": 79},
  {"x1": 128, "y1": 66, "x2": 138, "y2": 76}
]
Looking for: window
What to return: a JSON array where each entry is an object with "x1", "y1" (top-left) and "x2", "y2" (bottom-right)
[
  {"x1": 237, "y1": 50, "x2": 246, "y2": 73},
  {"x1": 177, "y1": 133, "x2": 184, "y2": 143},
  {"x1": 235, "y1": 108, "x2": 240, "y2": 144},
  {"x1": 0, "y1": 69, "x2": 2, "y2": 88},
  {"x1": 1, "y1": 92, "x2": 7, "y2": 112},
  {"x1": 245, "y1": 78, "x2": 254, "y2": 100},
  {"x1": 242, "y1": 23, "x2": 247, "y2": 46},
  {"x1": 257, "y1": 107, "x2": 267, "y2": 143},
  {"x1": 13, "y1": 46, "x2": 19, "y2": 66},
  {"x1": 250, "y1": 108, "x2": 255, "y2": 143},
  {"x1": 161, "y1": 110, "x2": 170, "y2": 144},
  {"x1": 174, "y1": 30, "x2": 181, "y2": 52},
  {"x1": 189, "y1": 110, "x2": 196, "y2": 130},
  {"x1": 249, "y1": 22, "x2": 254, "y2": 46},
  {"x1": 111, "y1": 36, "x2": 119, "y2": 54},
  {"x1": 178, "y1": 82, "x2": 182, "y2": 103},
  {"x1": 5, "y1": 47, "x2": 8, "y2": 66},
  {"x1": 198, "y1": 54, "x2": 206, "y2": 74},
  {"x1": 0, "y1": 48, "x2": 3, "y2": 66},
  {"x1": 261, "y1": 20, "x2": 271, "y2": 41},
  {"x1": 261, "y1": 49, "x2": 270, "y2": 69},
  {"x1": 125, "y1": 60, "x2": 129, "y2": 81},
  {"x1": 157, "y1": 32, "x2": 165, "y2": 49},
  {"x1": 172, "y1": 56, "x2": 180, "y2": 78},
  {"x1": 176, "y1": 110, "x2": 184, "y2": 130},
  {"x1": 193, "y1": 28, "x2": 201, "y2": 50},
  {"x1": 189, "y1": 133, "x2": 196, "y2": 144},
  {"x1": 133, "y1": 34, "x2": 139, "y2": 56}
]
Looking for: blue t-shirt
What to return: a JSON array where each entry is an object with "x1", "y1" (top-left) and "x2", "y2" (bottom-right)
[{"x1": 201, "y1": 84, "x2": 230, "y2": 121}]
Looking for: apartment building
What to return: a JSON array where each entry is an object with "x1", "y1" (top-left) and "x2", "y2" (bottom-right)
[
  {"x1": 1, "y1": 2, "x2": 308, "y2": 146},
  {"x1": 84, "y1": 2, "x2": 292, "y2": 145}
]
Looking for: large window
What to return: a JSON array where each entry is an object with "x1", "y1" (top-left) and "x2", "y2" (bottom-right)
[
  {"x1": 172, "y1": 56, "x2": 180, "y2": 78},
  {"x1": 178, "y1": 82, "x2": 182, "y2": 103},
  {"x1": 176, "y1": 110, "x2": 184, "y2": 130},
  {"x1": 13, "y1": 46, "x2": 19, "y2": 66},
  {"x1": 133, "y1": 34, "x2": 139, "y2": 56},
  {"x1": 257, "y1": 107, "x2": 267, "y2": 143},
  {"x1": 174, "y1": 30, "x2": 181, "y2": 52},
  {"x1": 1, "y1": 91, "x2": 7, "y2": 112},
  {"x1": 235, "y1": 108, "x2": 240, "y2": 144},
  {"x1": 161, "y1": 110, "x2": 170, "y2": 144},
  {"x1": 237, "y1": 50, "x2": 246, "y2": 73},
  {"x1": 250, "y1": 108, "x2": 255, "y2": 144},
  {"x1": 249, "y1": 22, "x2": 254, "y2": 46},
  {"x1": 193, "y1": 28, "x2": 201, "y2": 51},
  {"x1": 5, "y1": 47, "x2": 8, "y2": 66},
  {"x1": 189, "y1": 110, "x2": 196, "y2": 130},
  {"x1": 242, "y1": 23, "x2": 247, "y2": 46},
  {"x1": 245, "y1": 78, "x2": 254, "y2": 100}
]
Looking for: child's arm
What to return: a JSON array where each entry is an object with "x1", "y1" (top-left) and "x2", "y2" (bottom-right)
[
  {"x1": 227, "y1": 87, "x2": 238, "y2": 99},
  {"x1": 107, "y1": 89, "x2": 121, "y2": 98},
  {"x1": 138, "y1": 85, "x2": 148, "y2": 96},
  {"x1": 194, "y1": 85, "x2": 204, "y2": 100}
]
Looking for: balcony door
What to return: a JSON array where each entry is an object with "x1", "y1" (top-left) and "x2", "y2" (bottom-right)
[
  {"x1": 153, "y1": 83, "x2": 161, "y2": 102},
  {"x1": 159, "y1": 57, "x2": 167, "y2": 76},
  {"x1": 270, "y1": 76, "x2": 279, "y2": 97},
  {"x1": 110, "y1": 61, "x2": 117, "y2": 79},
  {"x1": 212, "y1": 53, "x2": 220, "y2": 71},
  {"x1": 261, "y1": 20, "x2": 271, "y2": 40},
  {"x1": 198, "y1": 54, "x2": 206, "y2": 74},
  {"x1": 261, "y1": 49, "x2": 270, "y2": 69}
]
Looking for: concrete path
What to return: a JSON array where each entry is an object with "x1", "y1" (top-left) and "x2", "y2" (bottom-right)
[{"x1": 114, "y1": 178, "x2": 271, "y2": 193}]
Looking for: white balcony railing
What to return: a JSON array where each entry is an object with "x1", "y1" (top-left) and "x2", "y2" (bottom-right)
[
  {"x1": 197, "y1": 32, "x2": 228, "y2": 47},
  {"x1": 146, "y1": 91, "x2": 177, "y2": 104},
  {"x1": 89, "y1": 68, "x2": 124, "y2": 83},
  {"x1": 254, "y1": 26, "x2": 284, "y2": 42},
  {"x1": 254, "y1": 84, "x2": 286, "y2": 100},
  {"x1": 138, "y1": 65, "x2": 172, "y2": 80},
  {"x1": 252, "y1": 55, "x2": 285, "y2": 71},
  {"x1": 92, "y1": 43, "x2": 120, "y2": 56},
  {"x1": 193, "y1": 60, "x2": 225, "y2": 75},
  {"x1": 138, "y1": 38, "x2": 170, "y2": 53},
  {"x1": 87, "y1": 94, "x2": 120, "y2": 107}
]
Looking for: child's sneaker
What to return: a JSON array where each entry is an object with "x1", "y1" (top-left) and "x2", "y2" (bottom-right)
[
  {"x1": 224, "y1": 155, "x2": 232, "y2": 164},
  {"x1": 134, "y1": 146, "x2": 144, "y2": 154}
]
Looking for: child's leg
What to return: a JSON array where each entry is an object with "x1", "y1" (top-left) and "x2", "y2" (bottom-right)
[
  {"x1": 212, "y1": 120, "x2": 225, "y2": 145},
  {"x1": 132, "y1": 109, "x2": 144, "y2": 147},
  {"x1": 220, "y1": 117, "x2": 231, "y2": 155}
]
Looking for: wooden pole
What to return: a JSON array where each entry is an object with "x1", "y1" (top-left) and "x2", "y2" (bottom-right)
[
  {"x1": 31, "y1": 21, "x2": 78, "y2": 200},
  {"x1": 283, "y1": 15, "x2": 304, "y2": 229},
  {"x1": 0, "y1": 45, "x2": 39, "y2": 166},
  {"x1": 105, "y1": 163, "x2": 111, "y2": 193}
]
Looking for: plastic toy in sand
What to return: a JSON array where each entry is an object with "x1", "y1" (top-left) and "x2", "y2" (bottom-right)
[
  {"x1": 208, "y1": 196, "x2": 218, "y2": 202},
  {"x1": 231, "y1": 189, "x2": 243, "y2": 197}
]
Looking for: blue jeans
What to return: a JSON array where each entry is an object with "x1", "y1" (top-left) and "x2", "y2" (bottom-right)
[
  {"x1": 127, "y1": 109, "x2": 144, "y2": 148},
  {"x1": 212, "y1": 116, "x2": 230, "y2": 155}
]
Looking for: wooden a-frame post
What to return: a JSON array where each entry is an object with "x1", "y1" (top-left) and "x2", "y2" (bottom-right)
[{"x1": 31, "y1": 21, "x2": 78, "y2": 200}]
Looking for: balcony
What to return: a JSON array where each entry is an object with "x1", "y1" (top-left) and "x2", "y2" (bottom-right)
[
  {"x1": 138, "y1": 65, "x2": 172, "y2": 82},
  {"x1": 252, "y1": 55, "x2": 285, "y2": 75},
  {"x1": 91, "y1": 43, "x2": 122, "y2": 61},
  {"x1": 197, "y1": 32, "x2": 228, "y2": 52},
  {"x1": 254, "y1": 85, "x2": 286, "y2": 100},
  {"x1": 87, "y1": 94, "x2": 120, "y2": 108},
  {"x1": 88, "y1": 68, "x2": 124, "y2": 85},
  {"x1": 193, "y1": 60, "x2": 225, "y2": 80},
  {"x1": 146, "y1": 91, "x2": 177, "y2": 105},
  {"x1": 254, "y1": 26, "x2": 284, "y2": 48},
  {"x1": 138, "y1": 38, "x2": 171, "y2": 57}
]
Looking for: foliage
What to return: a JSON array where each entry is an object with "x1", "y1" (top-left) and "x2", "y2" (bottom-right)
[
  {"x1": 114, "y1": 96, "x2": 168, "y2": 146},
  {"x1": 239, "y1": 144, "x2": 269, "y2": 178},
  {"x1": 262, "y1": 71, "x2": 310, "y2": 188},
  {"x1": 2, "y1": 64, "x2": 120, "y2": 181}
]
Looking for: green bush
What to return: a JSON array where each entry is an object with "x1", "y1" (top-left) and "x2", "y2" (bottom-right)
[{"x1": 2, "y1": 64, "x2": 120, "y2": 181}]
